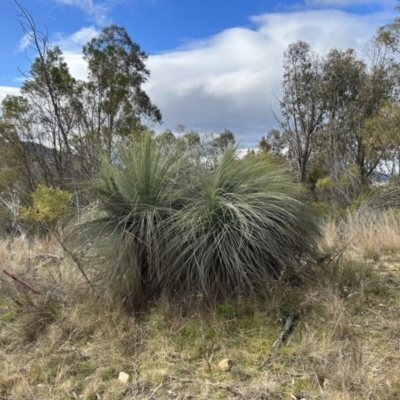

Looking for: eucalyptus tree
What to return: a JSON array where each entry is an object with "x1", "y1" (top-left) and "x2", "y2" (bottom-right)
[
  {"x1": 212, "y1": 129, "x2": 236, "y2": 154},
  {"x1": 376, "y1": 0, "x2": 400, "y2": 54},
  {"x1": 316, "y1": 48, "x2": 367, "y2": 180},
  {"x1": 1, "y1": 2, "x2": 162, "y2": 195},
  {"x1": 7, "y1": 2, "x2": 79, "y2": 188},
  {"x1": 277, "y1": 41, "x2": 326, "y2": 182},
  {"x1": 76, "y1": 24, "x2": 162, "y2": 166},
  {"x1": 275, "y1": 40, "x2": 399, "y2": 184},
  {"x1": 364, "y1": 100, "x2": 400, "y2": 175}
]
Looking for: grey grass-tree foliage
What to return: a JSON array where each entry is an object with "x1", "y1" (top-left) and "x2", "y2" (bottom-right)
[{"x1": 66, "y1": 133, "x2": 321, "y2": 309}]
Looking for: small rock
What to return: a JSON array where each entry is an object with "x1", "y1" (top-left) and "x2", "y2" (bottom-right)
[
  {"x1": 118, "y1": 371, "x2": 130, "y2": 383},
  {"x1": 218, "y1": 358, "x2": 233, "y2": 372}
]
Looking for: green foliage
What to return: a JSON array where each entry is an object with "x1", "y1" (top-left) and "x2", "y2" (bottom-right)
[
  {"x1": 276, "y1": 39, "x2": 397, "y2": 184},
  {"x1": 81, "y1": 24, "x2": 162, "y2": 159},
  {"x1": 314, "y1": 165, "x2": 363, "y2": 209},
  {"x1": 339, "y1": 164, "x2": 361, "y2": 184},
  {"x1": 216, "y1": 302, "x2": 236, "y2": 318},
  {"x1": 0, "y1": 168, "x2": 18, "y2": 192},
  {"x1": 20, "y1": 184, "x2": 72, "y2": 227},
  {"x1": 212, "y1": 129, "x2": 236, "y2": 154},
  {"x1": 311, "y1": 201, "x2": 334, "y2": 219},
  {"x1": 67, "y1": 134, "x2": 320, "y2": 309},
  {"x1": 348, "y1": 191, "x2": 373, "y2": 212},
  {"x1": 0, "y1": 309, "x2": 18, "y2": 323},
  {"x1": 258, "y1": 135, "x2": 271, "y2": 153},
  {"x1": 315, "y1": 176, "x2": 336, "y2": 191}
]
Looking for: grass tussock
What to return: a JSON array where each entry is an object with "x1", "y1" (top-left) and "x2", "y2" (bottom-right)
[
  {"x1": 2, "y1": 208, "x2": 400, "y2": 399},
  {"x1": 322, "y1": 207, "x2": 400, "y2": 262}
]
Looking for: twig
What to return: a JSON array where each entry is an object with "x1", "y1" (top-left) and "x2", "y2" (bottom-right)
[
  {"x1": 225, "y1": 386, "x2": 243, "y2": 397},
  {"x1": 259, "y1": 307, "x2": 299, "y2": 369},
  {"x1": 3, "y1": 269, "x2": 42, "y2": 294},
  {"x1": 147, "y1": 382, "x2": 163, "y2": 400},
  {"x1": 168, "y1": 376, "x2": 194, "y2": 383},
  {"x1": 58, "y1": 240, "x2": 96, "y2": 292}
]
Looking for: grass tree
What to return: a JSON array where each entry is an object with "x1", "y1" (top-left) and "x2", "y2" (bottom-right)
[
  {"x1": 66, "y1": 134, "x2": 320, "y2": 309},
  {"x1": 163, "y1": 150, "x2": 320, "y2": 301}
]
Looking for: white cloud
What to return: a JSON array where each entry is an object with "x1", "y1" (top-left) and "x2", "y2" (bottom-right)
[
  {"x1": 65, "y1": 26, "x2": 100, "y2": 47},
  {"x1": 51, "y1": 27, "x2": 99, "y2": 80},
  {"x1": 17, "y1": 34, "x2": 31, "y2": 52},
  {"x1": 54, "y1": 26, "x2": 100, "y2": 52},
  {"x1": 55, "y1": 0, "x2": 110, "y2": 25},
  {"x1": 0, "y1": 86, "x2": 21, "y2": 105},
  {"x1": 17, "y1": 25, "x2": 98, "y2": 58},
  {"x1": 63, "y1": 51, "x2": 89, "y2": 80},
  {"x1": 144, "y1": 9, "x2": 394, "y2": 144}
]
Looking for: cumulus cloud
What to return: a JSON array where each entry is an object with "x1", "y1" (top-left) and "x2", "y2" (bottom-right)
[
  {"x1": 62, "y1": 51, "x2": 89, "y2": 80},
  {"x1": 144, "y1": 9, "x2": 393, "y2": 144},
  {"x1": 56, "y1": 26, "x2": 100, "y2": 50},
  {"x1": 53, "y1": 26, "x2": 100, "y2": 54},
  {"x1": 4, "y1": 8, "x2": 396, "y2": 145},
  {"x1": 0, "y1": 86, "x2": 22, "y2": 106},
  {"x1": 51, "y1": 27, "x2": 100, "y2": 80}
]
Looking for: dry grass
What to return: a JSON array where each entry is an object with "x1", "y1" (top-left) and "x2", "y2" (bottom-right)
[
  {"x1": 322, "y1": 208, "x2": 400, "y2": 262},
  {"x1": 1, "y1": 211, "x2": 400, "y2": 399}
]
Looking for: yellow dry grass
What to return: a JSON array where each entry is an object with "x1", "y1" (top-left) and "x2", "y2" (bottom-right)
[
  {"x1": 322, "y1": 208, "x2": 400, "y2": 262},
  {"x1": 1, "y1": 211, "x2": 400, "y2": 399}
]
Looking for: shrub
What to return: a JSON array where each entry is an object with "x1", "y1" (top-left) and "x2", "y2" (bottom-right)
[
  {"x1": 20, "y1": 184, "x2": 72, "y2": 233},
  {"x1": 66, "y1": 134, "x2": 320, "y2": 309}
]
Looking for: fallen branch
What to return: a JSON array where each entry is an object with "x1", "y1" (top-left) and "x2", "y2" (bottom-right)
[
  {"x1": 3, "y1": 269, "x2": 42, "y2": 294},
  {"x1": 259, "y1": 307, "x2": 299, "y2": 369}
]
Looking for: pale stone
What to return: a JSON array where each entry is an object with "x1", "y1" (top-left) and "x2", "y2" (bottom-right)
[
  {"x1": 218, "y1": 358, "x2": 233, "y2": 372},
  {"x1": 118, "y1": 371, "x2": 130, "y2": 383}
]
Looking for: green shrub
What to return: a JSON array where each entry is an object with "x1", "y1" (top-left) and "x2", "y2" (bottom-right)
[
  {"x1": 315, "y1": 176, "x2": 336, "y2": 191},
  {"x1": 66, "y1": 134, "x2": 320, "y2": 309},
  {"x1": 20, "y1": 184, "x2": 72, "y2": 232}
]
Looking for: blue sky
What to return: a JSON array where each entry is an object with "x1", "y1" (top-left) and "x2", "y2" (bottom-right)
[{"x1": 0, "y1": 0, "x2": 398, "y2": 144}]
